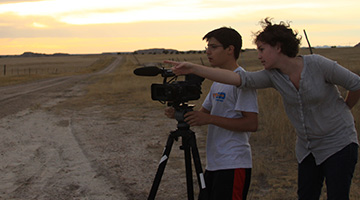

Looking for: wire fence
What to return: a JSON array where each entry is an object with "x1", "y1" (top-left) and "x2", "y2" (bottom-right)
[{"x1": 1, "y1": 64, "x2": 88, "y2": 76}]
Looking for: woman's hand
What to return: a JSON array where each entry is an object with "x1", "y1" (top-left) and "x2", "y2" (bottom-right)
[
  {"x1": 164, "y1": 60, "x2": 242, "y2": 86},
  {"x1": 164, "y1": 60, "x2": 196, "y2": 76}
]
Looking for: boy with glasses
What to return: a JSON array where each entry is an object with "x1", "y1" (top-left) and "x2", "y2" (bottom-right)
[{"x1": 165, "y1": 27, "x2": 258, "y2": 200}]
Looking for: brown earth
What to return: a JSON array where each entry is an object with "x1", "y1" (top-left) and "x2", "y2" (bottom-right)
[{"x1": 0, "y1": 56, "x2": 207, "y2": 200}]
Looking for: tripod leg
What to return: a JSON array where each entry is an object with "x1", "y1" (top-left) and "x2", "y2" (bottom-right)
[
  {"x1": 148, "y1": 132, "x2": 175, "y2": 200},
  {"x1": 182, "y1": 134, "x2": 194, "y2": 200},
  {"x1": 189, "y1": 132, "x2": 206, "y2": 192}
]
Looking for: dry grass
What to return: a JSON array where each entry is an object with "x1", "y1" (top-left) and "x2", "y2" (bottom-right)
[
  {"x1": 0, "y1": 55, "x2": 115, "y2": 86},
  {"x1": 2, "y1": 47, "x2": 359, "y2": 199}
]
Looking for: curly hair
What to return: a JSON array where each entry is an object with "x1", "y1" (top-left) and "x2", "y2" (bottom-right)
[{"x1": 254, "y1": 17, "x2": 302, "y2": 57}]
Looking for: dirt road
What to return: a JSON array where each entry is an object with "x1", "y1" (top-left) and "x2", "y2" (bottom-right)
[
  {"x1": 0, "y1": 56, "x2": 122, "y2": 119},
  {"x1": 0, "y1": 56, "x2": 131, "y2": 199},
  {"x1": 0, "y1": 56, "x2": 206, "y2": 200}
]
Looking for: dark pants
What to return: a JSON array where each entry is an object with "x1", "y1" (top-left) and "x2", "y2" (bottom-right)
[{"x1": 298, "y1": 143, "x2": 358, "y2": 200}]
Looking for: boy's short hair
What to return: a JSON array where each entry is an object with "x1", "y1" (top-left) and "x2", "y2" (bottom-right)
[{"x1": 203, "y1": 27, "x2": 242, "y2": 60}]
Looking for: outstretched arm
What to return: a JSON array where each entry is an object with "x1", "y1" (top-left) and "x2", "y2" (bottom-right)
[{"x1": 164, "y1": 60, "x2": 242, "y2": 86}]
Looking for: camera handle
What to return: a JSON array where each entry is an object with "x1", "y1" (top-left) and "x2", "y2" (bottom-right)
[{"x1": 148, "y1": 106, "x2": 206, "y2": 200}]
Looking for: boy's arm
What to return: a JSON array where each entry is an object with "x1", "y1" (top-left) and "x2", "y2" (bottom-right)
[
  {"x1": 185, "y1": 108, "x2": 258, "y2": 132},
  {"x1": 209, "y1": 111, "x2": 258, "y2": 132}
]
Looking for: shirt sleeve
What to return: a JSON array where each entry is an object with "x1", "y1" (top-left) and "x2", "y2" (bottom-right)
[
  {"x1": 316, "y1": 54, "x2": 360, "y2": 91},
  {"x1": 202, "y1": 84, "x2": 213, "y2": 111},
  {"x1": 234, "y1": 67, "x2": 259, "y2": 113},
  {"x1": 234, "y1": 86, "x2": 259, "y2": 113},
  {"x1": 238, "y1": 69, "x2": 274, "y2": 89}
]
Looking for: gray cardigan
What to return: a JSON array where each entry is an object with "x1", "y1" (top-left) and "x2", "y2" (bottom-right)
[{"x1": 238, "y1": 54, "x2": 360, "y2": 165}]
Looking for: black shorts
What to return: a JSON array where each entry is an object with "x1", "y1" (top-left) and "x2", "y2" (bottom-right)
[{"x1": 198, "y1": 168, "x2": 251, "y2": 200}]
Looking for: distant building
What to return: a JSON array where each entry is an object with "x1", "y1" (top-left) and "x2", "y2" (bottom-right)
[
  {"x1": 20, "y1": 52, "x2": 70, "y2": 57},
  {"x1": 134, "y1": 48, "x2": 178, "y2": 54}
]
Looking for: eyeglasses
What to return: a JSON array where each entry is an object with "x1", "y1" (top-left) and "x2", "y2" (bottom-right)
[{"x1": 205, "y1": 44, "x2": 223, "y2": 51}]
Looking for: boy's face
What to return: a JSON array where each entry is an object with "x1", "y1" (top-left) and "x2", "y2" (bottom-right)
[{"x1": 205, "y1": 37, "x2": 230, "y2": 68}]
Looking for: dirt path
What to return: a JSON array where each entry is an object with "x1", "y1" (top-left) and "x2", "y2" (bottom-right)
[
  {"x1": 0, "y1": 56, "x2": 130, "y2": 199},
  {"x1": 0, "y1": 56, "x2": 122, "y2": 118},
  {"x1": 0, "y1": 56, "x2": 206, "y2": 200},
  {"x1": 0, "y1": 109, "x2": 128, "y2": 199}
]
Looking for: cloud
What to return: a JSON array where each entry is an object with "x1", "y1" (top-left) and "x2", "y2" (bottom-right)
[
  {"x1": 0, "y1": 0, "x2": 44, "y2": 4},
  {"x1": 0, "y1": 0, "x2": 325, "y2": 25},
  {"x1": 32, "y1": 22, "x2": 48, "y2": 28}
]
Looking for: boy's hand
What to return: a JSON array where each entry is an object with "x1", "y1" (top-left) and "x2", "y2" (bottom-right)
[
  {"x1": 184, "y1": 111, "x2": 209, "y2": 126},
  {"x1": 164, "y1": 107, "x2": 175, "y2": 119}
]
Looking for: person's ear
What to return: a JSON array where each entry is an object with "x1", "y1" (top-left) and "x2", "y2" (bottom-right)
[
  {"x1": 275, "y1": 43, "x2": 282, "y2": 53},
  {"x1": 227, "y1": 45, "x2": 235, "y2": 56}
]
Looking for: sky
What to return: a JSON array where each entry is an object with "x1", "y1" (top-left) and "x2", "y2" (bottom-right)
[{"x1": 0, "y1": 0, "x2": 359, "y2": 55}]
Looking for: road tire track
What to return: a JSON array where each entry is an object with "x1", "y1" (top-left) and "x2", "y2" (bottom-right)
[
  {"x1": 0, "y1": 55, "x2": 130, "y2": 200},
  {"x1": 0, "y1": 56, "x2": 124, "y2": 119}
]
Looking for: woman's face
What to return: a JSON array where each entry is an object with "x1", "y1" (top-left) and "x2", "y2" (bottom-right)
[{"x1": 256, "y1": 41, "x2": 280, "y2": 70}]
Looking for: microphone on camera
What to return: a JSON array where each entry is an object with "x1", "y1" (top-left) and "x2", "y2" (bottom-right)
[
  {"x1": 134, "y1": 66, "x2": 161, "y2": 76},
  {"x1": 133, "y1": 66, "x2": 175, "y2": 77}
]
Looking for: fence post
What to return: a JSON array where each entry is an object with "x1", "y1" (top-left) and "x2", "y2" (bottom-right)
[{"x1": 3, "y1": 65, "x2": 6, "y2": 76}]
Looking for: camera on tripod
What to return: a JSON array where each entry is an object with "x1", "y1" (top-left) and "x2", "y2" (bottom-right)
[
  {"x1": 134, "y1": 63, "x2": 207, "y2": 199},
  {"x1": 133, "y1": 64, "x2": 204, "y2": 105},
  {"x1": 151, "y1": 73, "x2": 204, "y2": 104}
]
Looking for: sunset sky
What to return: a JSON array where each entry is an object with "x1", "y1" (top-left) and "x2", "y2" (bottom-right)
[{"x1": 1, "y1": 0, "x2": 359, "y2": 55}]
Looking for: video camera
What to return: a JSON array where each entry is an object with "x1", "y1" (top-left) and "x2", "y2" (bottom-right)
[{"x1": 133, "y1": 64, "x2": 204, "y2": 106}]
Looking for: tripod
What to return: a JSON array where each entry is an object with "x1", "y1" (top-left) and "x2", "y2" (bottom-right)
[{"x1": 148, "y1": 104, "x2": 206, "y2": 200}]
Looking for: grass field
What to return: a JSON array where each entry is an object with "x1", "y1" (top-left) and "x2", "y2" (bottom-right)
[
  {"x1": 1, "y1": 47, "x2": 359, "y2": 199},
  {"x1": 0, "y1": 55, "x2": 115, "y2": 86}
]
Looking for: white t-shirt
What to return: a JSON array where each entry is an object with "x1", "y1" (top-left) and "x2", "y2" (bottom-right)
[{"x1": 202, "y1": 67, "x2": 258, "y2": 171}]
